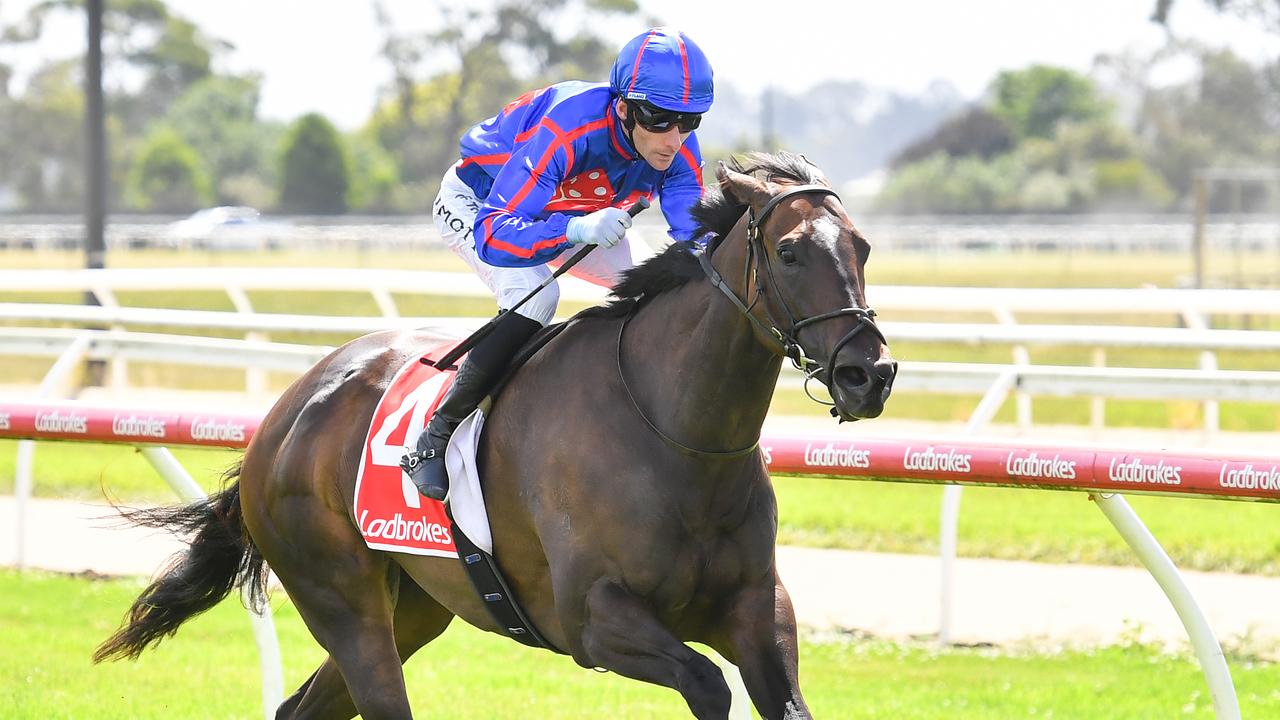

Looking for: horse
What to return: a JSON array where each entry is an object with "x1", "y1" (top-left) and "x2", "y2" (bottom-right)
[{"x1": 93, "y1": 151, "x2": 897, "y2": 720}]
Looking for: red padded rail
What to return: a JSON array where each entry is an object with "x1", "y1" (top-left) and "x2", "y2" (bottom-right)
[{"x1": 2, "y1": 400, "x2": 1276, "y2": 502}]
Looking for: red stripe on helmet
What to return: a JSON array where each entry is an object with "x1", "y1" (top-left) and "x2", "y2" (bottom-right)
[
  {"x1": 626, "y1": 30, "x2": 658, "y2": 96},
  {"x1": 676, "y1": 33, "x2": 690, "y2": 104}
]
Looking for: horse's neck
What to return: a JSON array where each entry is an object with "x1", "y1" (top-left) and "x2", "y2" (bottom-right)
[{"x1": 623, "y1": 234, "x2": 782, "y2": 456}]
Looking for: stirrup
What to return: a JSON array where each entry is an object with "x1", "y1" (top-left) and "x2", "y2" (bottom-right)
[
  {"x1": 399, "y1": 447, "x2": 437, "y2": 474},
  {"x1": 400, "y1": 447, "x2": 448, "y2": 501}
]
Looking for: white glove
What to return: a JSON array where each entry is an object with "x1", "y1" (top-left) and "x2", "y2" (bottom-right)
[{"x1": 565, "y1": 207, "x2": 632, "y2": 249}]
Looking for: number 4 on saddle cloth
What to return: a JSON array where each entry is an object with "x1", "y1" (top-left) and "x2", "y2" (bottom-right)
[{"x1": 355, "y1": 338, "x2": 559, "y2": 650}]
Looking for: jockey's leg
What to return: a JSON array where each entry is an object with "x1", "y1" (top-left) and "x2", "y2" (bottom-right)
[
  {"x1": 403, "y1": 163, "x2": 552, "y2": 500},
  {"x1": 402, "y1": 309, "x2": 542, "y2": 500}
]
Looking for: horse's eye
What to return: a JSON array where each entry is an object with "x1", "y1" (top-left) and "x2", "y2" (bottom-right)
[{"x1": 777, "y1": 245, "x2": 798, "y2": 265}]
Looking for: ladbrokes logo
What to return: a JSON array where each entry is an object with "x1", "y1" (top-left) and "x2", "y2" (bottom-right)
[
  {"x1": 903, "y1": 445, "x2": 972, "y2": 473},
  {"x1": 0, "y1": 412, "x2": 9, "y2": 431},
  {"x1": 1219, "y1": 463, "x2": 1280, "y2": 491},
  {"x1": 804, "y1": 442, "x2": 871, "y2": 468},
  {"x1": 112, "y1": 414, "x2": 167, "y2": 439},
  {"x1": 190, "y1": 417, "x2": 246, "y2": 443},
  {"x1": 1108, "y1": 457, "x2": 1182, "y2": 485},
  {"x1": 35, "y1": 410, "x2": 87, "y2": 434},
  {"x1": 358, "y1": 510, "x2": 452, "y2": 545},
  {"x1": 1006, "y1": 451, "x2": 1077, "y2": 480}
]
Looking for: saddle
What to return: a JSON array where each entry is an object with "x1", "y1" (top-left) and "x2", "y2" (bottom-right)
[{"x1": 353, "y1": 323, "x2": 575, "y2": 653}]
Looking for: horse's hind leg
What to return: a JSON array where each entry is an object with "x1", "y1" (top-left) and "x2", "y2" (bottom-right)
[
  {"x1": 276, "y1": 571, "x2": 455, "y2": 720},
  {"x1": 578, "y1": 580, "x2": 732, "y2": 720}
]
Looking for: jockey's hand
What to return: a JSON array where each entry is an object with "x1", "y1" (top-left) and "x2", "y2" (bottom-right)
[{"x1": 566, "y1": 207, "x2": 632, "y2": 249}]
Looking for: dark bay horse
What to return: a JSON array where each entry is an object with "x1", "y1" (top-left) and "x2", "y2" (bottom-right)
[{"x1": 95, "y1": 152, "x2": 897, "y2": 719}]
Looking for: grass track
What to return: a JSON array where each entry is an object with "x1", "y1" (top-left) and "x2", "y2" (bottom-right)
[{"x1": 2, "y1": 569, "x2": 1277, "y2": 719}]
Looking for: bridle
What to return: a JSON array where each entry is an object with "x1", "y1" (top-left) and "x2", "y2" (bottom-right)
[
  {"x1": 696, "y1": 184, "x2": 886, "y2": 402},
  {"x1": 615, "y1": 183, "x2": 888, "y2": 458}
]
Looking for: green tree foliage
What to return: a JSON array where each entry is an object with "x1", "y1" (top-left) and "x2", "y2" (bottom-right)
[
  {"x1": 1152, "y1": 0, "x2": 1280, "y2": 35},
  {"x1": 877, "y1": 153, "x2": 1025, "y2": 214},
  {"x1": 1136, "y1": 47, "x2": 1278, "y2": 204},
  {"x1": 345, "y1": 131, "x2": 402, "y2": 213},
  {"x1": 0, "y1": 0, "x2": 230, "y2": 212},
  {"x1": 163, "y1": 74, "x2": 281, "y2": 204},
  {"x1": 890, "y1": 107, "x2": 1014, "y2": 168},
  {"x1": 366, "y1": 0, "x2": 638, "y2": 206},
  {"x1": 0, "y1": 60, "x2": 88, "y2": 211},
  {"x1": 991, "y1": 65, "x2": 1110, "y2": 140},
  {"x1": 1093, "y1": 158, "x2": 1177, "y2": 209},
  {"x1": 278, "y1": 113, "x2": 350, "y2": 214},
  {"x1": 125, "y1": 126, "x2": 211, "y2": 212}
]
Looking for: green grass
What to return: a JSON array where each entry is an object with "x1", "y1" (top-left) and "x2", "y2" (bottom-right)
[
  {"x1": 774, "y1": 476, "x2": 1280, "y2": 575},
  {"x1": 2, "y1": 569, "x2": 1277, "y2": 719},
  {"x1": 3, "y1": 440, "x2": 1278, "y2": 575}
]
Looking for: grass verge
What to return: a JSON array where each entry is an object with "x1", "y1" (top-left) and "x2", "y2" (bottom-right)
[{"x1": 2, "y1": 569, "x2": 1277, "y2": 719}]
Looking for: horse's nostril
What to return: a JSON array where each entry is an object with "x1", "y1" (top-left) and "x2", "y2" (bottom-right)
[
  {"x1": 833, "y1": 365, "x2": 869, "y2": 390},
  {"x1": 876, "y1": 359, "x2": 898, "y2": 383}
]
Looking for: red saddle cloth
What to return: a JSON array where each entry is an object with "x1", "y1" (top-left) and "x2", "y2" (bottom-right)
[{"x1": 354, "y1": 342, "x2": 461, "y2": 558}]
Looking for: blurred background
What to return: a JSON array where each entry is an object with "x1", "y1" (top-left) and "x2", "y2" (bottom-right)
[
  {"x1": 0, "y1": 0, "x2": 1276, "y2": 289},
  {"x1": 3, "y1": 4, "x2": 1280, "y2": 718}
]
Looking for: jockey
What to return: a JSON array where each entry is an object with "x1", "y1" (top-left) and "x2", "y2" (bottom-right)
[{"x1": 401, "y1": 27, "x2": 715, "y2": 501}]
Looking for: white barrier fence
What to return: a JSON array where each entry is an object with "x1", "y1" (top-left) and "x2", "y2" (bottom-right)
[
  {"x1": 7, "y1": 325, "x2": 1280, "y2": 406},
  {"x1": 6, "y1": 267, "x2": 1280, "y2": 428},
  {"x1": 5, "y1": 267, "x2": 1280, "y2": 319},
  {"x1": 4, "y1": 397, "x2": 1276, "y2": 719}
]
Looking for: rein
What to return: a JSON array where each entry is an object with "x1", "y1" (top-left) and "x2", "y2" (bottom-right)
[
  {"x1": 612, "y1": 183, "x2": 887, "y2": 457},
  {"x1": 701, "y1": 184, "x2": 886, "y2": 401},
  {"x1": 616, "y1": 305, "x2": 760, "y2": 459}
]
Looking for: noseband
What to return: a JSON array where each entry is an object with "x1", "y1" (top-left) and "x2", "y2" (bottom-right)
[{"x1": 696, "y1": 184, "x2": 886, "y2": 400}]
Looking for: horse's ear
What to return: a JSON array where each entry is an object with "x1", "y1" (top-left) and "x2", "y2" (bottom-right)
[{"x1": 716, "y1": 161, "x2": 772, "y2": 208}]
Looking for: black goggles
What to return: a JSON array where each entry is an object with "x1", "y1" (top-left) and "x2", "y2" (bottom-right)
[{"x1": 627, "y1": 101, "x2": 702, "y2": 133}]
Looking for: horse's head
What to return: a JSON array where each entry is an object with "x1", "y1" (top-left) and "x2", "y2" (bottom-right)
[{"x1": 716, "y1": 156, "x2": 896, "y2": 420}]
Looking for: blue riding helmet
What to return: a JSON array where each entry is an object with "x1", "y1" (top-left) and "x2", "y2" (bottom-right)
[{"x1": 610, "y1": 28, "x2": 714, "y2": 114}]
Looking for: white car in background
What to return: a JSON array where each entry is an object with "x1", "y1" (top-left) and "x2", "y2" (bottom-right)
[{"x1": 167, "y1": 206, "x2": 285, "y2": 251}]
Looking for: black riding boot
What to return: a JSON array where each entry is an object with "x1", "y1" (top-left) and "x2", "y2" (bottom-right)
[{"x1": 401, "y1": 312, "x2": 542, "y2": 500}]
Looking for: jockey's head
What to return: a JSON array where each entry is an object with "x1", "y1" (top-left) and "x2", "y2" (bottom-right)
[{"x1": 610, "y1": 28, "x2": 714, "y2": 172}]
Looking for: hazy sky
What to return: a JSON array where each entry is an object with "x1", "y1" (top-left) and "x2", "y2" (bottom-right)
[{"x1": 1, "y1": 0, "x2": 1274, "y2": 129}]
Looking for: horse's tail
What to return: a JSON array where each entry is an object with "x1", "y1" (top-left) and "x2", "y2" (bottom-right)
[{"x1": 93, "y1": 461, "x2": 268, "y2": 663}]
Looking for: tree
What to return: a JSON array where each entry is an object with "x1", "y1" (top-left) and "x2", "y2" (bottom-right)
[
  {"x1": 163, "y1": 74, "x2": 281, "y2": 204},
  {"x1": 1152, "y1": 0, "x2": 1280, "y2": 35},
  {"x1": 876, "y1": 153, "x2": 1026, "y2": 214},
  {"x1": 0, "y1": 60, "x2": 87, "y2": 211},
  {"x1": 368, "y1": 0, "x2": 639, "y2": 193},
  {"x1": 990, "y1": 65, "x2": 1110, "y2": 140},
  {"x1": 345, "y1": 131, "x2": 402, "y2": 213},
  {"x1": 0, "y1": 0, "x2": 234, "y2": 211},
  {"x1": 125, "y1": 126, "x2": 211, "y2": 212},
  {"x1": 278, "y1": 113, "x2": 349, "y2": 214},
  {"x1": 891, "y1": 107, "x2": 1014, "y2": 169}
]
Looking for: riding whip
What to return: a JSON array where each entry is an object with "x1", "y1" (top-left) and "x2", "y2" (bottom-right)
[{"x1": 426, "y1": 196, "x2": 651, "y2": 370}]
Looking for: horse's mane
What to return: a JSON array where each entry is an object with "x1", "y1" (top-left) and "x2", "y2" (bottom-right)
[{"x1": 574, "y1": 151, "x2": 825, "y2": 321}]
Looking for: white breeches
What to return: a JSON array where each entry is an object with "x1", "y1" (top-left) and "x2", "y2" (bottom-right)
[{"x1": 433, "y1": 163, "x2": 644, "y2": 325}]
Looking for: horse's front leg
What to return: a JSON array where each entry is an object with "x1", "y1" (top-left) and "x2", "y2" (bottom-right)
[
  {"x1": 574, "y1": 578, "x2": 734, "y2": 720},
  {"x1": 718, "y1": 571, "x2": 812, "y2": 720}
]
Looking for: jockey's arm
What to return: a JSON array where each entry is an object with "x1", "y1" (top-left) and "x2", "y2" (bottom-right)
[{"x1": 473, "y1": 131, "x2": 576, "y2": 268}]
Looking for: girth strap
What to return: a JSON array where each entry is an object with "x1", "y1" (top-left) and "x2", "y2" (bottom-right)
[{"x1": 446, "y1": 506, "x2": 565, "y2": 654}]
